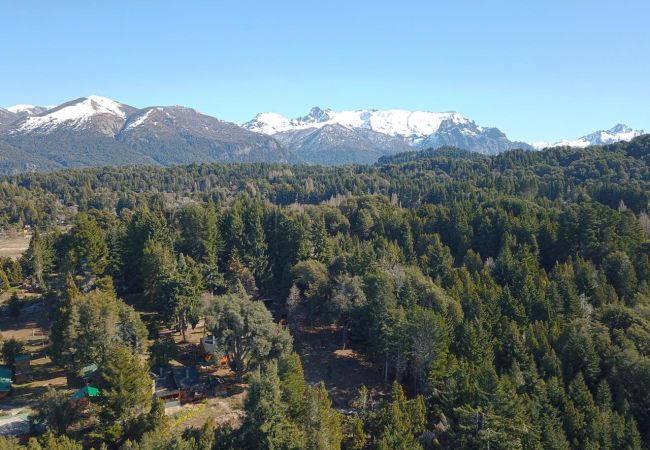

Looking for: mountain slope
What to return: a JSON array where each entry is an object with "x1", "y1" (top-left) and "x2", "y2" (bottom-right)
[
  {"x1": 377, "y1": 146, "x2": 486, "y2": 165},
  {"x1": 9, "y1": 96, "x2": 136, "y2": 136},
  {"x1": 272, "y1": 123, "x2": 412, "y2": 165},
  {"x1": 0, "y1": 109, "x2": 16, "y2": 130},
  {"x1": 419, "y1": 119, "x2": 532, "y2": 154},
  {"x1": 0, "y1": 96, "x2": 295, "y2": 173},
  {"x1": 117, "y1": 106, "x2": 296, "y2": 165},
  {"x1": 0, "y1": 104, "x2": 51, "y2": 130}
]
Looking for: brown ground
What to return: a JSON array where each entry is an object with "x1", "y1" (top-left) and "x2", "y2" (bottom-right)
[{"x1": 296, "y1": 325, "x2": 384, "y2": 408}]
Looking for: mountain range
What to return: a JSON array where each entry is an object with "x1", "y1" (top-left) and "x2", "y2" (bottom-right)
[
  {"x1": 531, "y1": 124, "x2": 644, "y2": 149},
  {"x1": 0, "y1": 96, "x2": 645, "y2": 173},
  {"x1": 243, "y1": 107, "x2": 535, "y2": 160}
]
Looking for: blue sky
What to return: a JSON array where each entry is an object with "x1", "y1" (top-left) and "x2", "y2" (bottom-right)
[{"x1": 1, "y1": 0, "x2": 648, "y2": 142}]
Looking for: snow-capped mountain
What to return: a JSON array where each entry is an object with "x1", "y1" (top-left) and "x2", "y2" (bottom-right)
[
  {"x1": 419, "y1": 119, "x2": 533, "y2": 154},
  {"x1": 244, "y1": 107, "x2": 472, "y2": 146},
  {"x1": 532, "y1": 124, "x2": 645, "y2": 149},
  {"x1": 10, "y1": 95, "x2": 136, "y2": 136},
  {"x1": 244, "y1": 107, "x2": 532, "y2": 157},
  {"x1": 4, "y1": 104, "x2": 50, "y2": 116},
  {"x1": 0, "y1": 104, "x2": 50, "y2": 129},
  {"x1": 0, "y1": 96, "x2": 295, "y2": 173}
]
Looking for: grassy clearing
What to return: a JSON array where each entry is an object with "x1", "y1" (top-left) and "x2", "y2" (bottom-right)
[{"x1": 0, "y1": 232, "x2": 31, "y2": 260}]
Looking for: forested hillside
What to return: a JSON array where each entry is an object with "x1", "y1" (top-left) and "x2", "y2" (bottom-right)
[{"x1": 0, "y1": 135, "x2": 649, "y2": 449}]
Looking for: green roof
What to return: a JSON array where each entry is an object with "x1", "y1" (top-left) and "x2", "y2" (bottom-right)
[
  {"x1": 71, "y1": 385, "x2": 101, "y2": 400},
  {"x1": 0, "y1": 380, "x2": 11, "y2": 392},
  {"x1": 15, "y1": 354, "x2": 30, "y2": 362},
  {"x1": 79, "y1": 363, "x2": 98, "y2": 378}
]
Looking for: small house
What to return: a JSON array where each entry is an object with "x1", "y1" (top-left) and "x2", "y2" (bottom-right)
[
  {"x1": 68, "y1": 363, "x2": 99, "y2": 387},
  {"x1": 152, "y1": 365, "x2": 181, "y2": 409},
  {"x1": 71, "y1": 385, "x2": 101, "y2": 400},
  {"x1": 152, "y1": 364, "x2": 207, "y2": 407},
  {"x1": 70, "y1": 385, "x2": 100, "y2": 408}
]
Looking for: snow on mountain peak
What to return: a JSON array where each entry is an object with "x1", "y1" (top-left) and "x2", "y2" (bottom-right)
[
  {"x1": 13, "y1": 95, "x2": 129, "y2": 134},
  {"x1": 5, "y1": 104, "x2": 39, "y2": 114},
  {"x1": 588, "y1": 124, "x2": 643, "y2": 145},
  {"x1": 244, "y1": 107, "x2": 472, "y2": 144},
  {"x1": 533, "y1": 124, "x2": 644, "y2": 149},
  {"x1": 245, "y1": 112, "x2": 294, "y2": 134}
]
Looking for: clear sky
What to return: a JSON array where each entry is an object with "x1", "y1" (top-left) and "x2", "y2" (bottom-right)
[{"x1": 1, "y1": 0, "x2": 648, "y2": 142}]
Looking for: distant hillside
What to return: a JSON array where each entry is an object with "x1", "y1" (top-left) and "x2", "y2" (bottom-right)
[{"x1": 377, "y1": 146, "x2": 486, "y2": 164}]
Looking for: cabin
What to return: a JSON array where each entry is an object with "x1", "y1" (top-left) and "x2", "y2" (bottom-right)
[
  {"x1": 152, "y1": 364, "x2": 208, "y2": 408},
  {"x1": 68, "y1": 363, "x2": 99, "y2": 387},
  {"x1": 70, "y1": 385, "x2": 101, "y2": 408},
  {"x1": 152, "y1": 366, "x2": 181, "y2": 409}
]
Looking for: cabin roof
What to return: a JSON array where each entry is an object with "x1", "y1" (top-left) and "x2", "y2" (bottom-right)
[
  {"x1": 71, "y1": 385, "x2": 101, "y2": 400},
  {"x1": 78, "y1": 363, "x2": 98, "y2": 378}
]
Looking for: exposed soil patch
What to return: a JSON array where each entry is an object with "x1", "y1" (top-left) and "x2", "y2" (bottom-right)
[{"x1": 296, "y1": 325, "x2": 384, "y2": 408}]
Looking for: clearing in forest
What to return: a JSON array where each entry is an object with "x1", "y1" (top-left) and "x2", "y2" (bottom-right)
[{"x1": 0, "y1": 232, "x2": 31, "y2": 260}]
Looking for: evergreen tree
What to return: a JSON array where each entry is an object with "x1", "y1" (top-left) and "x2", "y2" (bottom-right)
[
  {"x1": 239, "y1": 362, "x2": 305, "y2": 450},
  {"x1": 61, "y1": 213, "x2": 108, "y2": 279},
  {"x1": 101, "y1": 345, "x2": 153, "y2": 424}
]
